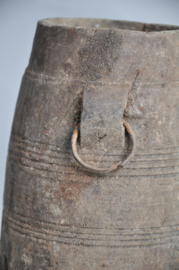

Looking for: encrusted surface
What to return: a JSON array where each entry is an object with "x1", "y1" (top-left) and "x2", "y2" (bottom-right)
[{"x1": 1, "y1": 18, "x2": 179, "y2": 269}]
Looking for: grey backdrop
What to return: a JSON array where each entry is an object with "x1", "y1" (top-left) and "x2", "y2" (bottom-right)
[{"x1": 1, "y1": 0, "x2": 179, "y2": 230}]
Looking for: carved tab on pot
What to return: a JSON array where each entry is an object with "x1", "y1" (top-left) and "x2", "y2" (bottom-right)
[{"x1": 80, "y1": 81, "x2": 130, "y2": 151}]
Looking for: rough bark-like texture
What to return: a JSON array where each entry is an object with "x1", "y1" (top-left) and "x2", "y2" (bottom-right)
[{"x1": 1, "y1": 18, "x2": 179, "y2": 269}]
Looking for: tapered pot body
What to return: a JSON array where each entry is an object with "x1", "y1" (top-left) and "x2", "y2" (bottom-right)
[{"x1": 1, "y1": 18, "x2": 179, "y2": 269}]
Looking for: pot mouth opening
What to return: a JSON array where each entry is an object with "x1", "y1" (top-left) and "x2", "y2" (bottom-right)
[{"x1": 40, "y1": 18, "x2": 179, "y2": 33}]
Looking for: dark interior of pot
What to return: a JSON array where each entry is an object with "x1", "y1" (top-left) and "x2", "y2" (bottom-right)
[{"x1": 42, "y1": 18, "x2": 179, "y2": 32}]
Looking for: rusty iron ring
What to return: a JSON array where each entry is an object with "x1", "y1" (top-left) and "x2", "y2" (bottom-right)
[{"x1": 71, "y1": 120, "x2": 136, "y2": 174}]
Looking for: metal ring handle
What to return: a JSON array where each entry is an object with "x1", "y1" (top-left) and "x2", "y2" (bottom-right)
[{"x1": 71, "y1": 120, "x2": 136, "y2": 174}]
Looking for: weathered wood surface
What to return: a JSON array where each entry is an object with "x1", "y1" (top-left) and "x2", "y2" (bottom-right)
[{"x1": 1, "y1": 18, "x2": 179, "y2": 269}]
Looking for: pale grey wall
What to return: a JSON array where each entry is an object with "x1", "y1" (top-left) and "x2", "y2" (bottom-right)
[{"x1": 1, "y1": 0, "x2": 179, "y2": 230}]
